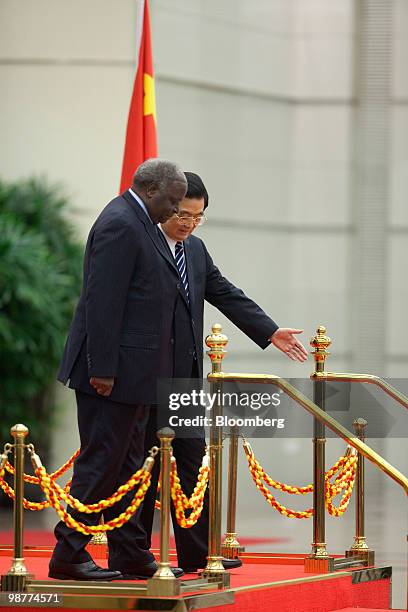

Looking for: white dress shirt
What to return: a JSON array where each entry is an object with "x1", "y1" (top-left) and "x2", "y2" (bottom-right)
[{"x1": 158, "y1": 224, "x2": 178, "y2": 257}]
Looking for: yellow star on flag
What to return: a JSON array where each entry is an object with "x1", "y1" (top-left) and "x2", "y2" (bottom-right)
[{"x1": 143, "y1": 73, "x2": 157, "y2": 124}]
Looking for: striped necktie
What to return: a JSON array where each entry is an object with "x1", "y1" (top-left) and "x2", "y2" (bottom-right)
[{"x1": 175, "y1": 241, "x2": 189, "y2": 301}]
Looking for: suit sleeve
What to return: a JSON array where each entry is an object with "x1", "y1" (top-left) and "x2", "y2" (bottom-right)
[
  {"x1": 85, "y1": 217, "x2": 138, "y2": 377},
  {"x1": 202, "y1": 241, "x2": 279, "y2": 349}
]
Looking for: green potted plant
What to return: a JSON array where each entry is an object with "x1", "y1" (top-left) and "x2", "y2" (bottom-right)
[{"x1": 0, "y1": 177, "x2": 83, "y2": 504}]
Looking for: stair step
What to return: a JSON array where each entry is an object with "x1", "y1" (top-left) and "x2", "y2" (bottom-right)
[{"x1": 333, "y1": 556, "x2": 365, "y2": 569}]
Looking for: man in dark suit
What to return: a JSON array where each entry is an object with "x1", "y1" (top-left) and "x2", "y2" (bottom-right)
[
  {"x1": 49, "y1": 159, "x2": 189, "y2": 581},
  {"x1": 140, "y1": 172, "x2": 308, "y2": 573}
]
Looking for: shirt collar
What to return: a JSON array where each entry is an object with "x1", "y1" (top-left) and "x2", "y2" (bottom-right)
[{"x1": 128, "y1": 188, "x2": 154, "y2": 224}]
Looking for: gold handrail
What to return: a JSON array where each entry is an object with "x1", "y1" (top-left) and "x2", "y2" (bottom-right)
[
  {"x1": 207, "y1": 372, "x2": 408, "y2": 495},
  {"x1": 313, "y1": 371, "x2": 408, "y2": 411}
]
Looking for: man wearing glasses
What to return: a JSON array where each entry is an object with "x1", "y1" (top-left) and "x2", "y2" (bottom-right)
[{"x1": 140, "y1": 172, "x2": 308, "y2": 573}]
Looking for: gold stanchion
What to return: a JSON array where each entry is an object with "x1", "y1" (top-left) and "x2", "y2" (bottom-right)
[
  {"x1": 89, "y1": 516, "x2": 108, "y2": 545},
  {"x1": 1, "y1": 424, "x2": 33, "y2": 592},
  {"x1": 345, "y1": 418, "x2": 375, "y2": 565},
  {"x1": 147, "y1": 428, "x2": 180, "y2": 596},
  {"x1": 305, "y1": 327, "x2": 334, "y2": 572},
  {"x1": 202, "y1": 324, "x2": 230, "y2": 587},
  {"x1": 222, "y1": 426, "x2": 244, "y2": 559}
]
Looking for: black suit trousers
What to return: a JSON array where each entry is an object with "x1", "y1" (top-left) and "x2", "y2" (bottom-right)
[{"x1": 53, "y1": 390, "x2": 155, "y2": 570}]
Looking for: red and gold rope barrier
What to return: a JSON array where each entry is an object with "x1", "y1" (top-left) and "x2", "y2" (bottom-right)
[
  {"x1": 244, "y1": 441, "x2": 357, "y2": 518},
  {"x1": 0, "y1": 445, "x2": 156, "y2": 534},
  {"x1": 4, "y1": 449, "x2": 79, "y2": 484},
  {"x1": 155, "y1": 454, "x2": 210, "y2": 528},
  {"x1": 171, "y1": 455, "x2": 209, "y2": 528},
  {"x1": 0, "y1": 448, "x2": 79, "y2": 510},
  {"x1": 35, "y1": 465, "x2": 152, "y2": 535}
]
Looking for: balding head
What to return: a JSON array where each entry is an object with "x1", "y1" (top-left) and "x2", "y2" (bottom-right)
[{"x1": 132, "y1": 158, "x2": 187, "y2": 224}]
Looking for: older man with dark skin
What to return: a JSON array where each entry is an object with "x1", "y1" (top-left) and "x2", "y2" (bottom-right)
[
  {"x1": 140, "y1": 171, "x2": 308, "y2": 573},
  {"x1": 50, "y1": 159, "x2": 188, "y2": 581}
]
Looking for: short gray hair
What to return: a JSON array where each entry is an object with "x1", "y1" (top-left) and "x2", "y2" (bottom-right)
[{"x1": 133, "y1": 158, "x2": 186, "y2": 191}]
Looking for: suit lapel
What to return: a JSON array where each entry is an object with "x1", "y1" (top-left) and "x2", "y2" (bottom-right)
[{"x1": 122, "y1": 191, "x2": 178, "y2": 275}]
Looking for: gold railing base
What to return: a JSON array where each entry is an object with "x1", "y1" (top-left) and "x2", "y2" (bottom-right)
[
  {"x1": 1, "y1": 573, "x2": 32, "y2": 592},
  {"x1": 304, "y1": 556, "x2": 335, "y2": 573},
  {"x1": 345, "y1": 548, "x2": 375, "y2": 566},
  {"x1": 199, "y1": 571, "x2": 231, "y2": 589},
  {"x1": 89, "y1": 532, "x2": 108, "y2": 546},
  {"x1": 201, "y1": 556, "x2": 227, "y2": 578},
  {"x1": 221, "y1": 545, "x2": 245, "y2": 559},
  {"x1": 147, "y1": 575, "x2": 181, "y2": 597},
  {"x1": 221, "y1": 533, "x2": 245, "y2": 559}
]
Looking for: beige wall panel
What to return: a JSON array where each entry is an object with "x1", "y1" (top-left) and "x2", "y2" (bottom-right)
[
  {"x1": 289, "y1": 234, "x2": 350, "y2": 355},
  {"x1": 292, "y1": 0, "x2": 353, "y2": 99},
  {"x1": 387, "y1": 235, "x2": 408, "y2": 357},
  {"x1": 0, "y1": 64, "x2": 133, "y2": 237},
  {"x1": 0, "y1": 0, "x2": 137, "y2": 61},
  {"x1": 293, "y1": 36, "x2": 353, "y2": 99},
  {"x1": 390, "y1": 107, "x2": 408, "y2": 227},
  {"x1": 198, "y1": 227, "x2": 349, "y2": 370},
  {"x1": 292, "y1": 106, "x2": 351, "y2": 162},
  {"x1": 289, "y1": 165, "x2": 351, "y2": 226},
  {"x1": 152, "y1": 3, "x2": 292, "y2": 96},
  {"x1": 292, "y1": 0, "x2": 354, "y2": 35},
  {"x1": 153, "y1": 0, "x2": 292, "y2": 33},
  {"x1": 392, "y1": 0, "x2": 408, "y2": 99},
  {"x1": 156, "y1": 80, "x2": 293, "y2": 223}
]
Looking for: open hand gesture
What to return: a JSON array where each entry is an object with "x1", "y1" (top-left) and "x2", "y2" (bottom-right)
[{"x1": 270, "y1": 328, "x2": 308, "y2": 362}]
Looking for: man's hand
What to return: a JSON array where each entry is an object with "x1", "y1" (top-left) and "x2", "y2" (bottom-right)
[
  {"x1": 269, "y1": 328, "x2": 308, "y2": 362},
  {"x1": 90, "y1": 377, "x2": 115, "y2": 396}
]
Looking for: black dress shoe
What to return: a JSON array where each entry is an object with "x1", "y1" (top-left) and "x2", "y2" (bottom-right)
[
  {"x1": 183, "y1": 557, "x2": 243, "y2": 573},
  {"x1": 112, "y1": 560, "x2": 184, "y2": 580},
  {"x1": 49, "y1": 558, "x2": 122, "y2": 581},
  {"x1": 222, "y1": 557, "x2": 242, "y2": 570}
]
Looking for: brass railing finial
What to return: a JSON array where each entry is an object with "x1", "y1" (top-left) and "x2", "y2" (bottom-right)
[
  {"x1": 205, "y1": 324, "x2": 228, "y2": 367},
  {"x1": 310, "y1": 325, "x2": 331, "y2": 373}
]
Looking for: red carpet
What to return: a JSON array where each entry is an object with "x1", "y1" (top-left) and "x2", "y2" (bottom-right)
[
  {"x1": 0, "y1": 552, "x2": 392, "y2": 612},
  {"x1": 0, "y1": 530, "x2": 287, "y2": 548}
]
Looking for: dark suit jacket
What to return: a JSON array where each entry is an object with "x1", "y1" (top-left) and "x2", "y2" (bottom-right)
[{"x1": 58, "y1": 191, "x2": 278, "y2": 404}]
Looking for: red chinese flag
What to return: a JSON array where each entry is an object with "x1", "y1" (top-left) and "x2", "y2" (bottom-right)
[{"x1": 119, "y1": 0, "x2": 157, "y2": 192}]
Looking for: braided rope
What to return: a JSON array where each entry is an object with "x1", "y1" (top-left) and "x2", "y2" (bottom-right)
[
  {"x1": 171, "y1": 462, "x2": 209, "y2": 528},
  {"x1": 35, "y1": 466, "x2": 151, "y2": 535},
  {"x1": 155, "y1": 457, "x2": 209, "y2": 527},
  {"x1": 244, "y1": 443, "x2": 357, "y2": 518},
  {"x1": 4, "y1": 449, "x2": 79, "y2": 484}
]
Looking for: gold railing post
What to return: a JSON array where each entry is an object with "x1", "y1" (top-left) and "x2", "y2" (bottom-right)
[
  {"x1": 345, "y1": 418, "x2": 375, "y2": 565},
  {"x1": 1, "y1": 424, "x2": 33, "y2": 592},
  {"x1": 147, "y1": 427, "x2": 180, "y2": 596},
  {"x1": 222, "y1": 425, "x2": 244, "y2": 559},
  {"x1": 305, "y1": 326, "x2": 335, "y2": 572},
  {"x1": 202, "y1": 324, "x2": 230, "y2": 586}
]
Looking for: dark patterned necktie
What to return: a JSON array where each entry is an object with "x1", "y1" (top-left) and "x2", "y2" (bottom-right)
[{"x1": 175, "y1": 241, "x2": 189, "y2": 301}]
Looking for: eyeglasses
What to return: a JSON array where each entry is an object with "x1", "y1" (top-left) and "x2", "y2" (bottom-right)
[{"x1": 173, "y1": 213, "x2": 207, "y2": 226}]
